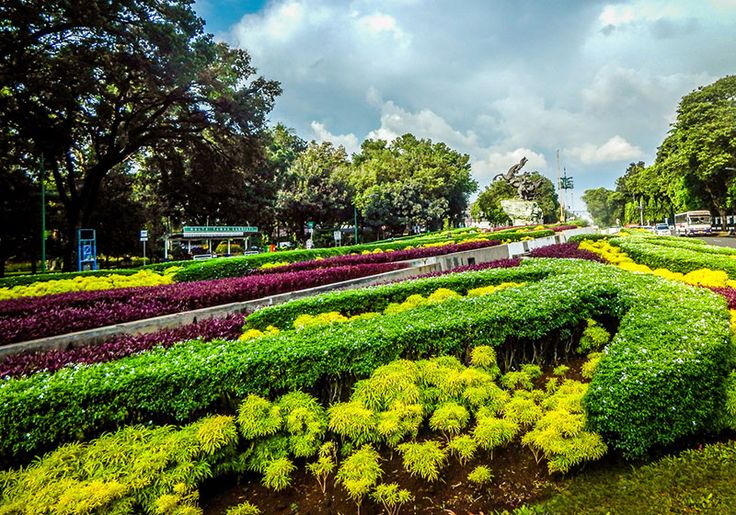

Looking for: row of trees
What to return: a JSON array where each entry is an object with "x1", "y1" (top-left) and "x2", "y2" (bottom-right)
[
  {"x1": 583, "y1": 75, "x2": 736, "y2": 228},
  {"x1": 0, "y1": 0, "x2": 482, "y2": 274}
]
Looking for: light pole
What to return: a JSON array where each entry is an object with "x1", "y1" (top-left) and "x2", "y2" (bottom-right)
[
  {"x1": 353, "y1": 206, "x2": 359, "y2": 244},
  {"x1": 39, "y1": 157, "x2": 47, "y2": 273}
]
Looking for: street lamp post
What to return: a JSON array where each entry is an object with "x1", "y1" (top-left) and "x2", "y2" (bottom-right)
[{"x1": 40, "y1": 157, "x2": 47, "y2": 273}]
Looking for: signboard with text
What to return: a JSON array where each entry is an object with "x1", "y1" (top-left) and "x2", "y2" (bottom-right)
[{"x1": 182, "y1": 226, "x2": 258, "y2": 238}]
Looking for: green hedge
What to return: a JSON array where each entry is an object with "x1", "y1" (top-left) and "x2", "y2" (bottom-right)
[
  {"x1": 612, "y1": 236, "x2": 736, "y2": 277},
  {"x1": 0, "y1": 268, "x2": 141, "y2": 289},
  {"x1": 0, "y1": 258, "x2": 731, "y2": 463},
  {"x1": 243, "y1": 266, "x2": 553, "y2": 331},
  {"x1": 567, "y1": 233, "x2": 610, "y2": 243},
  {"x1": 169, "y1": 229, "x2": 554, "y2": 282}
]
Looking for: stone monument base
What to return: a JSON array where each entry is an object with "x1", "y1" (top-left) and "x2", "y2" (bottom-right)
[{"x1": 500, "y1": 199, "x2": 543, "y2": 226}]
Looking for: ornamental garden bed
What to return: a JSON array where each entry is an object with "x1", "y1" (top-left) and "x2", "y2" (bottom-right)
[{"x1": 2, "y1": 252, "x2": 736, "y2": 514}]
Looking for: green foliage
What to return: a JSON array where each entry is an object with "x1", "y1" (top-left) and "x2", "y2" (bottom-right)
[
  {"x1": 429, "y1": 402, "x2": 470, "y2": 438},
  {"x1": 500, "y1": 370, "x2": 535, "y2": 391},
  {"x1": 328, "y1": 402, "x2": 378, "y2": 446},
  {"x1": 306, "y1": 442, "x2": 337, "y2": 493},
  {"x1": 467, "y1": 465, "x2": 494, "y2": 485},
  {"x1": 1, "y1": 259, "x2": 732, "y2": 462},
  {"x1": 371, "y1": 483, "x2": 414, "y2": 515},
  {"x1": 612, "y1": 235, "x2": 736, "y2": 278},
  {"x1": 521, "y1": 364, "x2": 543, "y2": 379},
  {"x1": 397, "y1": 440, "x2": 447, "y2": 482},
  {"x1": 226, "y1": 501, "x2": 262, "y2": 515},
  {"x1": 552, "y1": 365, "x2": 569, "y2": 377},
  {"x1": 523, "y1": 381, "x2": 607, "y2": 474},
  {"x1": 335, "y1": 446, "x2": 383, "y2": 506},
  {"x1": 447, "y1": 434, "x2": 479, "y2": 465},
  {"x1": 578, "y1": 319, "x2": 611, "y2": 353},
  {"x1": 0, "y1": 415, "x2": 239, "y2": 514},
  {"x1": 246, "y1": 436, "x2": 290, "y2": 474},
  {"x1": 261, "y1": 457, "x2": 296, "y2": 491},
  {"x1": 237, "y1": 395, "x2": 283, "y2": 440},
  {"x1": 473, "y1": 416, "x2": 519, "y2": 454},
  {"x1": 582, "y1": 187, "x2": 623, "y2": 227},
  {"x1": 502, "y1": 394, "x2": 544, "y2": 426}
]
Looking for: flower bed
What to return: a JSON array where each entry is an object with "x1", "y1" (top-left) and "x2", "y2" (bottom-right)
[
  {"x1": 0, "y1": 263, "x2": 404, "y2": 345},
  {"x1": 158, "y1": 229, "x2": 554, "y2": 281},
  {"x1": 527, "y1": 242, "x2": 606, "y2": 262},
  {"x1": 0, "y1": 314, "x2": 245, "y2": 379},
  {"x1": 0, "y1": 259, "x2": 730, "y2": 462}
]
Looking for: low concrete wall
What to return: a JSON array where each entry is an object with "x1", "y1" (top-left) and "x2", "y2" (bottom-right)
[{"x1": 1, "y1": 242, "x2": 513, "y2": 357}]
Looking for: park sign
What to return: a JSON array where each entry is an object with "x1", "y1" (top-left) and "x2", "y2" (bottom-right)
[{"x1": 182, "y1": 226, "x2": 258, "y2": 238}]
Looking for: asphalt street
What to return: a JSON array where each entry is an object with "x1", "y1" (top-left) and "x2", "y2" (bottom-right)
[{"x1": 694, "y1": 236, "x2": 736, "y2": 249}]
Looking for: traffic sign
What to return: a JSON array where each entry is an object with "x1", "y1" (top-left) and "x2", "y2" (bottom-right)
[
  {"x1": 333, "y1": 230, "x2": 342, "y2": 241},
  {"x1": 140, "y1": 230, "x2": 148, "y2": 242}
]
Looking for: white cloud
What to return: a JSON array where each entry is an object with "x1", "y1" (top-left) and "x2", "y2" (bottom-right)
[
  {"x1": 309, "y1": 121, "x2": 361, "y2": 155},
  {"x1": 366, "y1": 101, "x2": 480, "y2": 154},
  {"x1": 567, "y1": 136, "x2": 643, "y2": 164}
]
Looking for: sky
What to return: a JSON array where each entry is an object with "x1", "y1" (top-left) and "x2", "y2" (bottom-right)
[{"x1": 194, "y1": 0, "x2": 736, "y2": 215}]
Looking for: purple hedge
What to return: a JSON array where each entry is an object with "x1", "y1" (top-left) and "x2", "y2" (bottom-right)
[
  {"x1": 709, "y1": 286, "x2": 736, "y2": 309},
  {"x1": 0, "y1": 314, "x2": 245, "y2": 379},
  {"x1": 253, "y1": 240, "x2": 501, "y2": 275},
  {"x1": 527, "y1": 242, "x2": 606, "y2": 263},
  {"x1": 0, "y1": 263, "x2": 404, "y2": 345},
  {"x1": 409, "y1": 257, "x2": 522, "y2": 280}
]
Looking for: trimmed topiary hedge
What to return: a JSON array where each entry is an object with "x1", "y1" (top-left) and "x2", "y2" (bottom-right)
[
  {"x1": 0, "y1": 268, "x2": 141, "y2": 289},
  {"x1": 0, "y1": 258, "x2": 731, "y2": 463},
  {"x1": 612, "y1": 236, "x2": 736, "y2": 278}
]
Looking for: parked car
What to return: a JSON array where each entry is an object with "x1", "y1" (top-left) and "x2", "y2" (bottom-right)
[{"x1": 655, "y1": 223, "x2": 671, "y2": 236}]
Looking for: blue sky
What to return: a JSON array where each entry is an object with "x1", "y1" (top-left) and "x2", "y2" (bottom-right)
[{"x1": 194, "y1": 0, "x2": 736, "y2": 215}]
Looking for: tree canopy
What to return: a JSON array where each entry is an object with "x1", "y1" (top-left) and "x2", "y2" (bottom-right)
[{"x1": 0, "y1": 0, "x2": 280, "y2": 268}]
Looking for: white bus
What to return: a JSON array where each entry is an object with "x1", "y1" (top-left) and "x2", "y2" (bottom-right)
[{"x1": 674, "y1": 210, "x2": 713, "y2": 236}]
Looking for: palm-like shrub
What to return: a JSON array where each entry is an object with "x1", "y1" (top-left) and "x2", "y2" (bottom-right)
[
  {"x1": 469, "y1": 345, "x2": 500, "y2": 376},
  {"x1": 429, "y1": 402, "x2": 470, "y2": 439},
  {"x1": 277, "y1": 391, "x2": 327, "y2": 458},
  {"x1": 376, "y1": 402, "x2": 424, "y2": 447},
  {"x1": 447, "y1": 434, "x2": 478, "y2": 465},
  {"x1": 262, "y1": 457, "x2": 296, "y2": 491},
  {"x1": 328, "y1": 402, "x2": 378, "y2": 445},
  {"x1": 467, "y1": 465, "x2": 494, "y2": 485},
  {"x1": 581, "y1": 352, "x2": 603, "y2": 379},
  {"x1": 473, "y1": 416, "x2": 519, "y2": 457},
  {"x1": 371, "y1": 483, "x2": 414, "y2": 515},
  {"x1": 502, "y1": 395, "x2": 543, "y2": 426},
  {"x1": 336, "y1": 445, "x2": 383, "y2": 512},
  {"x1": 500, "y1": 370, "x2": 535, "y2": 390},
  {"x1": 237, "y1": 394, "x2": 283, "y2": 440},
  {"x1": 226, "y1": 501, "x2": 261, "y2": 515},
  {"x1": 306, "y1": 442, "x2": 337, "y2": 494},
  {"x1": 353, "y1": 360, "x2": 421, "y2": 410},
  {"x1": 523, "y1": 380, "x2": 607, "y2": 473},
  {"x1": 397, "y1": 440, "x2": 447, "y2": 482},
  {"x1": 578, "y1": 319, "x2": 611, "y2": 353}
]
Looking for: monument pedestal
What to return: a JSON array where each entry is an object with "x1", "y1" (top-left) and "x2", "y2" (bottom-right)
[{"x1": 500, "y1": 199, "x2": 543, "y2": 226}]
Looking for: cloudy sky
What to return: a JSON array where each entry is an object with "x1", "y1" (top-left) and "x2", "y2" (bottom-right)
[{"x1": 194, "y1": 0, "x2": 736, "y2": 214}]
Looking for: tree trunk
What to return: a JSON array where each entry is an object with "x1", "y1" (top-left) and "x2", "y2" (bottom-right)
[{"x1": 62, "y1": 204, "x2": 81, "y2": 272}]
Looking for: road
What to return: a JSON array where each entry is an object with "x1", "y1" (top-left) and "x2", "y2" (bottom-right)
[{"x1": 694, "y1": 236, "x2": 736, "y2": 249}]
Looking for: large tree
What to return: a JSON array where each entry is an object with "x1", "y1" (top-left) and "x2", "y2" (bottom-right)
[
  {"x1": 276, "y1": 142, "x2": 353, "y2": 241},
  {"x1": 582, "y1": 187, "x2": 623, "y2": 227},
  {"x1": 654, "y1": 75, "x2": 736, "y2": 227},
  {"x1": 0, "y1": 0, "x2": 280, "y2": 269},
  {"x1": 351, "y1": 134, "x2": 477, "y2": 235}
]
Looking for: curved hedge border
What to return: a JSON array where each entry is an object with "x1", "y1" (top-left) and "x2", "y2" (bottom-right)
[
  {"x1": 0, "y1": 259, "x2": 730, "y2": 462},
  {"x1": 611, "y1": 236, "x2": 736, "y2": 278}
]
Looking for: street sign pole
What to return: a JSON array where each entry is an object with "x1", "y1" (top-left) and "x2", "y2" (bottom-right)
[
  {"x1": 140, "y1": 229, "x2": 149, "y2": 266},
  {"x1": 40, "y1": 157, "x2": 47, "y2": 273}
]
